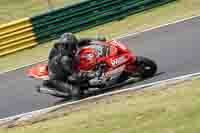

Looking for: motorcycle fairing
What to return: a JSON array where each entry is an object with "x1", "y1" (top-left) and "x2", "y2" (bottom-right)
[
  {"x1": 27, "y1": 64, "x2": 49, "y2": 80},
  {"x1": 27, "y1": 40, "x2": 136, "y2": 80}
]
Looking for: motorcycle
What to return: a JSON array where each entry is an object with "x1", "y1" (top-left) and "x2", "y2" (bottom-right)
[{"x1": 27, "y1": 40, "x2": 157, "y2": 99}]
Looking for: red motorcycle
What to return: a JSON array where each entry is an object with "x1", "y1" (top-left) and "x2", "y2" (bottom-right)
[{"x1": 27, "y1": 40, "x2": 157, "y2": 98}]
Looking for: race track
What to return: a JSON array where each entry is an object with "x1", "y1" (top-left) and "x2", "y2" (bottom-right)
[{"x1": 1, "y1": 16, "x2": 200, "y2": 118}]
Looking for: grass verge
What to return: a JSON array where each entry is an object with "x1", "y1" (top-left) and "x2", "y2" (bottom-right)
[
  {"x1": 1, "y1": 78, "x2": 200, "y2": 133},
  {"x1": 1, "y1": 0, "x2": 200, "y2": 72},
  {"x1": 0, "y1": 0, "x2": 80, "y2": 24}
]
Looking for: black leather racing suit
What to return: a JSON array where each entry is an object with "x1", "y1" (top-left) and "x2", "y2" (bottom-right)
[
  {"x1": 48, "y1": 38, "x2": 98, "y2": 62},
  {"x1": 43, "y1": 54, "x2": 74, "y2": 93},
  {"x1": 44, "y1": 38, "x2": 104, "y2": 93}
]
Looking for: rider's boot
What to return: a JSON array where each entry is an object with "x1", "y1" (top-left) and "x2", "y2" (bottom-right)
[
  {"x1": 51, "y1": 80, "x2": 81, "y2": 100},
  {"x1": 44, "y1": 79, "x2": 81, "y2": 100},
  {"x1": 69, "y1": 85, "x2": 81, "y2": 100}
]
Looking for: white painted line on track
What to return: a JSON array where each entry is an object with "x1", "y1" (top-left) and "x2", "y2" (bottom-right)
[
  {"x1": 0, "y1": 71, "x2": 200, "y2": 124},
  {"x1": 0, "y1": 15, "x2": 200, "y2": 75}
]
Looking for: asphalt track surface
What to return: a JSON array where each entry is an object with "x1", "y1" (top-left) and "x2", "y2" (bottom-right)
[{"x1": 1, "y1": 16, "x2": 200, "y2": 119}]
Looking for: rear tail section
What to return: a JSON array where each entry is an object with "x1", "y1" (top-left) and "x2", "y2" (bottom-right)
[{"x1": 27, "y1": 64, "x2": 48, "y2": 80}]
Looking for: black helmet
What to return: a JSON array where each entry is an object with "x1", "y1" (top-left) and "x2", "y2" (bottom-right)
[{"x1": 59, "y1": 33, "x2": 78, "y2": 56}]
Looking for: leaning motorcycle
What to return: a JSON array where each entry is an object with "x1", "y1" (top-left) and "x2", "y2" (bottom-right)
[{"x1": 27, "y1": 40, "x2": 157, "y2": 99}]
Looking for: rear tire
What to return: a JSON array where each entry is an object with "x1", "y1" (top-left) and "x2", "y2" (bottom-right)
[{"x1": 135, "y1": 56, "x2": 157, "y2": 78}]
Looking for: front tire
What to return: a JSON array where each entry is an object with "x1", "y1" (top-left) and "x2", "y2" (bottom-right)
[{"x1": 135, "y1": 56, "x2": 157, "y2": 78}]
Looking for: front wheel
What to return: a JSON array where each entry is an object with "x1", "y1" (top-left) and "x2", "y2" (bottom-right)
[{"x1": 134, "y1": 56, "x2": 157, "y2": 79}]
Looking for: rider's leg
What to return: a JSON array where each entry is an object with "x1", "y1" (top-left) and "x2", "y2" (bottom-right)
[
  {"x1": 55, "y1": 81, "x2": 81, "y2": 100},
  {"x1": 42, "y1": 79, "x2": 81, "y2": 99},
  {"x1": 43, "y1": 74, "x2": 81, "y2": 98}
]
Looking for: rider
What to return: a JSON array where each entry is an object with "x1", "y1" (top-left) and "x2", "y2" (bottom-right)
[
  {"x1": 43, "y1": 32, "x2": 107, "y2": 96},
  {"x1": 43, "y1": 33, "x2": 79, "y2": 94},
  {"x1": 48, "y1": 33, "x2": 106, "y2": 63}
]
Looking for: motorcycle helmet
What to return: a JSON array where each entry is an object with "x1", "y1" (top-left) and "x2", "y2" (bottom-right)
[
  {"x1": 59, "y1": 32, "x2": 78, "y2": 56},
  {"x1": 78, "y1": 47, "x2": 97, "y2": 71}
]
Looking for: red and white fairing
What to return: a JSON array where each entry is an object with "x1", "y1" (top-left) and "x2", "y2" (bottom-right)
[
  {"x1": 27, "y1": 64, "x2": 49, "y2": 80},
  {"x1": 96, "y1": 40, "x2": 136, "y2": 79}
]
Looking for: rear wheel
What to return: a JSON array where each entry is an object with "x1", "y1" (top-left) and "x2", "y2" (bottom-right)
[{"x1": 135, "y1": 56, "x2": 157, "y2": 79}]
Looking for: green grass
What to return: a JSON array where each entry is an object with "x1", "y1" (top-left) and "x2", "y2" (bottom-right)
[
  {"x1": 0, "y1": 0, "x2": 81, "y2": 24},
  {"x1": 1, "y1": 0, "x2": 200, "y2": 73},
  {"x1": 1, "y1": 78, "x2": 200, "y2": 133}
]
